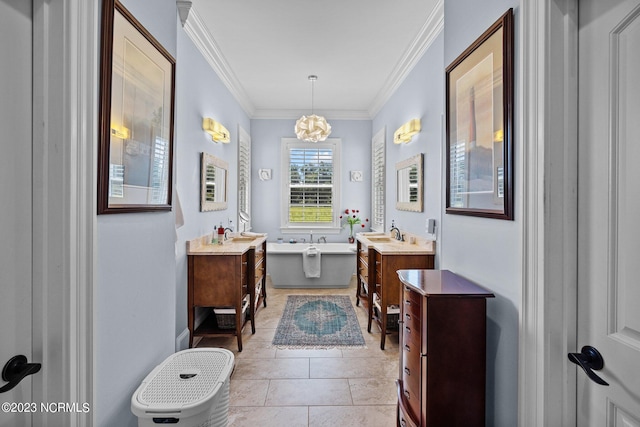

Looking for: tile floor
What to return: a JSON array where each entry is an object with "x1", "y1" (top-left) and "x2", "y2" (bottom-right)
[{"x1": 195, "y1": 276, "x2": 400, "y2": 427}]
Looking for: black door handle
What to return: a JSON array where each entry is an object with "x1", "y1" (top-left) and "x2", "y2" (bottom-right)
[
  {"x1": 567, "y1": 345, "x2": 609, "y2": 386},
  {"x1": 0, "y1": 355, "x2": 42, "y2": 393}
]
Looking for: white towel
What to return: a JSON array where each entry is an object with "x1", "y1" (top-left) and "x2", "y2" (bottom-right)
[
  {"x1": 241, "y1": 231, "x2": 266, "y2": 237},
  {"x1": 302, "y1": 246, "x2": 321, "y2": 278}
]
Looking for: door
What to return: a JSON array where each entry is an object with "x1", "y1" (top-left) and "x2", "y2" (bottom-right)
[
  {"x1": 578, "y1": 0, "x2": 640, "y2": 424},
  {"x1": 0, "y1": 1, "x2": 35, "y2": 425}
]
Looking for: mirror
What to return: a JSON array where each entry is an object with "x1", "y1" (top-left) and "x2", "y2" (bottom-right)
[
  {"x1": 200, "y1": 152, "x2": 228, "y2": 211},
  {"x1": 396, "y1": 153, "x2": 423, "y2": 212},
  {"x1": 239, "y1": 211, "x2": 251, "y2": 233}
]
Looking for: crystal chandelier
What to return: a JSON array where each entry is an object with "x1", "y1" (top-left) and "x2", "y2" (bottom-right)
[{"x1": 294, "y1": 75, "x2": 332, "y2": 142}]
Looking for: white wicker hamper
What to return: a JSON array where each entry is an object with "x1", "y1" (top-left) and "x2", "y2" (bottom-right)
[{"x1": 131, "y1": 348, "x2": 234, "y2": 427}]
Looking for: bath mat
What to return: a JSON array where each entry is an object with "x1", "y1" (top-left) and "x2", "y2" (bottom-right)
[{"x1": 272, "y1": 295, "x2": 366, "y2": 349}]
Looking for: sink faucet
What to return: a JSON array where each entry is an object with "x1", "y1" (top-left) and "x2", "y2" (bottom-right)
[
  {"x1": 390, "y1": 221, "x2": 403, "y2": 241},
  {"x1": 318, "y1": 236, "x2": 327, "y2": 244},
  {"x1": 224, "y1": 227, "x2": 233, "y2": 241}
]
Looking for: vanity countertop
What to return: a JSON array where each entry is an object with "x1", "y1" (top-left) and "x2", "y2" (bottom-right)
[
  {"x1": 187, "y1": 234, "x2": 267, "y2": 255},
  {"x1": 356, "y1": 232, "x2": 436, "y2": 255}
]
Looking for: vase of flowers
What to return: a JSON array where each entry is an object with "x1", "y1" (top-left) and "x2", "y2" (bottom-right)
[{"x1": 340, "y1": 209, "x2": 368, "y2": 243}]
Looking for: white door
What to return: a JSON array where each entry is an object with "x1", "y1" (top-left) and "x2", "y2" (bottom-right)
[
  {"x1": 0, "y1": 1, "x2": 37, "y2": 426},
  {"x1": 578, "y1": 0, "x2": 640, "y2": 424}
]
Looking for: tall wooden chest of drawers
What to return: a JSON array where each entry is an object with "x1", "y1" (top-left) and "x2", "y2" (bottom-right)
[{"x1": 396, "y1": 269, "x2": 494, "y2": 427}]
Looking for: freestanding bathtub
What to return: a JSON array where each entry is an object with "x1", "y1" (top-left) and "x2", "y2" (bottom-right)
[{"x1": 267, "y1": 242, "x2": 356, "y2": 288}]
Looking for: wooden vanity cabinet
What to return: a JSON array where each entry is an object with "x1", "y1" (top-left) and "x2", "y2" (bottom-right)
[
  {"x1": 247, "y1": 240, "x2": 267, "y2": 332},
  {"x1": 372, "y1": 251, "x2": 434, "y2": 349},
  {"x1": 355, "y1": 240, "x2": 374, "y2": 327},
  {"x1": 396, "y1": 269, "x2": 494, "y2": 427},
  {"x1": 187, "y1": 242, "x2": 267, "y2": 352}
]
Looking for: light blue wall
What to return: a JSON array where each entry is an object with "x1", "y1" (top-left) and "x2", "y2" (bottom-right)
[
  {"x1": 372, "y1": 32, "x2": 445, "y2": 257},
  {"x1": 173, "y1": 20, "x2": 252, "y2": 351},
  {"x1": 93, "y1": 1, "x2": 522, "y2": 426},
  {"x1": 250, "y1": 119, "x2": 372, "y2": 242},
  {"x1": 442, "y1": 2, "x2": 521, "y2": 426},
  {"x1": 95, "y1": 1, "x2": 251, "y2": 425},
  {"x1": 95, "y1": 1, "x2": 178, "y2": 426}
]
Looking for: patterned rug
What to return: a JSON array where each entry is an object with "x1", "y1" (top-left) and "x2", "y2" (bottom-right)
[{"x1": 272, "y1": 295, "x2": 366, "y2": 349}]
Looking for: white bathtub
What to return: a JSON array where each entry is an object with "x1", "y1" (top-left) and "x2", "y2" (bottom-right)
[{"x1": 267, "y1": 243, "x2": 357, "y2": 288}]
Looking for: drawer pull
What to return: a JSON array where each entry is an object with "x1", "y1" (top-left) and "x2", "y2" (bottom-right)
[
  {"x1": 404, "y1": 300, "x2": 411, "y2": 306},
  {"x1": 404, "y1": 367, "x2": 411, "y2": 376},
  {"x1": 404, "y1": 390, "x2": 410, "y2": 400},
  {"x1": 404, "y1": 345, "x2": 411, "y2": 352},
  {"x1": 405, "y1": 313, "x2": 411, "y2": 320},
  {"x1": 400, "y1": 419, "x2": 406, "y2": 427},
  {"x1": 405, "y1": 326, "x2": 411, "y2": 334}
]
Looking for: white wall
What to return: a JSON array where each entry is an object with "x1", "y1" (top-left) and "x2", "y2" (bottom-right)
[
  {"x1": 95, "y1": 1, "x2": 178, "y2": 425},
  {"x1": 442, "y1": 1, "x2": 521, "y2": 426},
  {"x1": 250, "y1": 119, "x2": 372, "y2": 242}
]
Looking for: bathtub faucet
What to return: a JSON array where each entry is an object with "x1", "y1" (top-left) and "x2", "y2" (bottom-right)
[
  {"x1": 310, "y1": 230, "x2": 313, "y2": 244},
  {"x1": 318, "y1": 236, "x2": 327, "y2": 244}
]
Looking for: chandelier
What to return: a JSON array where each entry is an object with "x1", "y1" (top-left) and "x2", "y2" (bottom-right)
[{"x1": 294, "y1": 75, "x2": 332, "y2": 142}]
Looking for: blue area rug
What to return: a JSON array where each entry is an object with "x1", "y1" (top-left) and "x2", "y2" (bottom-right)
[{"x1": 272, "y1": 295, "x2": 366, "y2": 349}]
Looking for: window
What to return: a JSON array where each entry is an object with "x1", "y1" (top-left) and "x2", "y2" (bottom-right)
[
  {"x1": 281, "y1": 138, "x2": 341, "y2": 232},
  {"x1": 449, "y1": 140, "x2": 466, "y2": 207},
  {"x1": 238, "y1": 127, "x2": 251, "y2": 231},
  {"x1": 371, "y1": 128, "x2": 385, "y2": 232}
]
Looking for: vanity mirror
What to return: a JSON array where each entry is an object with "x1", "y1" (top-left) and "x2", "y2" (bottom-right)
[
  {"x1": 200, "y1": 153, "x2": 228, "y2": 211},
  {"x1": 396, "y1": 153, "x2": 423, "y2": 212}
]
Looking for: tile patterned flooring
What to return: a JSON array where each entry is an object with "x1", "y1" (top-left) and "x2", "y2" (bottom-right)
[{"x1": 195, "y1": 276, "x2": 400, "y2": 427}]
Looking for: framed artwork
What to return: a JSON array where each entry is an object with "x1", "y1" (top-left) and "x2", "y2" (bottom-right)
[
  {"x1": 445, "y1": 9, "x2": 514, "y2": 220},
  {"x1": 97, "y1": 0, "x2": 176, "y2": 214}
]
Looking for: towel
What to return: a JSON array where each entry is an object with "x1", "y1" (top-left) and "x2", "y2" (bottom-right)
[
  {"x1": 241, "y1": 231, "x2": 266, "y2": 237},
  {"x1": 302, "y1": 246, "x2": 321, "y2": 278}
]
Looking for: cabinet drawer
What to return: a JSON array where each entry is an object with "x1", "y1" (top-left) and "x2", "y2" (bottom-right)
[
  {"x1": 402, "y1": 310, "x2": 420, "y2": 330},
  {"x1": 397, "y1": 381, "x2": 419, "y2": 427},
  {"x1": 398, "y1": 402, "x2": 419, "y2": 427},
  {"x1": 402, "y1": 357, "x2": 421, "y2": 402},
  {"x1": 403, "y1": 286, "x2": 422, "y2": 305},
  {"x1": 402, "y1": 322, "x2": 421, "y2": 350},
  {"x1": 402, "y1": 295, "x2": 421, "y2": 319}
]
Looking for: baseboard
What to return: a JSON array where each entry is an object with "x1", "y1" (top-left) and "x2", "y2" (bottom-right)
[{"x1": 176, "y1": 328, "x2": 190, "y2": 352}]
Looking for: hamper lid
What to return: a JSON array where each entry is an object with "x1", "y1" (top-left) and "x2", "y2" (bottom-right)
[{"x1": 132, "y1": 348, "x2": 234, "y2": 415}]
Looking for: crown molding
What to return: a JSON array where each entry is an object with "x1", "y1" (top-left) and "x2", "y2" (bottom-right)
[
  {"x1": 251, "y1": 108, "x2": 372, "y2": 121},
  {"x1": 176, "y1": 0, "x2": 191, "y2": 26},
  {"x1": 179, "y1": 0, "x2": 443, "y2": 121},
  {"x1": 367, "y1": 0, "x2": 444, "y2": 118},
  {"x1": 179, "y1": 2, "x2": 256, "y2": 117}
]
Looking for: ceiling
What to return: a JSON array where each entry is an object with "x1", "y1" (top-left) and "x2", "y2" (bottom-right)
[{"x1": 185, "y1": 0, "x2": 443, "y2": 119}]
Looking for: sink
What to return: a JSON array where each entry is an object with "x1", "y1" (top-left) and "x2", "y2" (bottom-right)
[
  {"x1": 230, "y1": 236, "x2": 256, "y2": 242},
  {"x1": 366, "y1": 236, "x2": 394, "y2": 242}
]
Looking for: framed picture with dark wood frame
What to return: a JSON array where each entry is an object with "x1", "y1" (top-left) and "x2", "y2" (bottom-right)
[
  {"x1": 97, "y1": 0, "x2": 175, "y2": 214},
  {"x1": 445, "y1": 9, "x2": 514, "y2": 220}
]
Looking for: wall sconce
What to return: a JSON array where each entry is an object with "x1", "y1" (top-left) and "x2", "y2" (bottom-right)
[
  {"x1": 393, "y1": 118, "x2": 421, "y2": 144},
  {"x1": 202, "y1": 117, "x2": 230, "y2": 143},
  {"x1": 111, "y1": 124, "x2": 130, "y2": 139}
]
